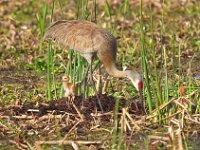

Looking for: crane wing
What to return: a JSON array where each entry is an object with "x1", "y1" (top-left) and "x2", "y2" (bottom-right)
[{"x1": 44, "y1": 20, "x2": 102, "y2": 53}]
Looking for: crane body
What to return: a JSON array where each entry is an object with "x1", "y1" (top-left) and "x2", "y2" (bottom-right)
[{"x1": 44, "y1": 20, "x2": 143, "y2": 95}]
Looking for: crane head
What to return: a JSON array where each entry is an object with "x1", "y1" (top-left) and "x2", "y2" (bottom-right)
[{"x1": 125, "y1": 70, "x2": 143, "y2": 94}]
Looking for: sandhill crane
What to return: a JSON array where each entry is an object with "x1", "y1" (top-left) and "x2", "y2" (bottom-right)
[
  {"x1": 44, "y1": 20, "x2": 143, "y2": 107},
  {"x1": 62, "y1": 75, "x2": 76, "y2": 97}
]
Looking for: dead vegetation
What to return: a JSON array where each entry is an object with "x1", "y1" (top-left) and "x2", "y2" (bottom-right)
[{"x1": 0, "y1": 93, "x2": 200, "y2": 149}]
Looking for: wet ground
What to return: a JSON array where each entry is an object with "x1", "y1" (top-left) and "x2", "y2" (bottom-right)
[
  {"x1": 0, "y1": 95, "x2": 200, "y2": 149},
  {"x1": 0, "y1": 94, "x2": 148, "y2": 149}
]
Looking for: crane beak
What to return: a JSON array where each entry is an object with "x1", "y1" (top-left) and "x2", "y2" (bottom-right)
[
  {"x1": 139, "y1": 89, "x2": 143, "y2": 101},
  {"x1": 138, "y1": 88, "x2": 146, "y2": 113},
  {"x1": 137, "y1": 81, "x2": 143, "y2": 101}
]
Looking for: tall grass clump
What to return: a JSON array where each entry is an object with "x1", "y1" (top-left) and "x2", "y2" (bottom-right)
[
  {"x1": 139, "y1": 0, "x2": 173, "y2": 122},
  {"x1": 105, "y1": 0, "x2": 112, "y2": 21},
  {"x1": 36, "y1": 1, "x2": 54, "y2": 100},
  {"x1": 36, "y1": 2, "x2": 48, "y2": 52},
  {"x1": 47, "y1": 41, "x2": 53, "y2": 100},
  {"x1": 139, "y1": 0, "x2": 152, "y2": 113},
  {"x1": 148, "y1": 3, "x2": 163, "y2": 121},
  {"x1": 150, "y1": 0, "x2": 172, "y2": 122},
  {"x1": 161, "y1": 0, "x2": 169, "y2": 105},
  {"x1": 45, "y1": 1, "x2": 58, "y2": 100},
  {"x1": 111, "y1": 97, "x2": 120, "y2": 150}
]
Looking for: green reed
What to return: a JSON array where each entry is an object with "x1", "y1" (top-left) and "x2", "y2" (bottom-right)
[
  {"x1": 46, "y1": 1, "x2": 59, "y2": 100},
  {"x1": 36, "y1": 1, "x2": 47, "y2": 52},
  {"x1": 111, "y1": 97, "x2": 120, "y2": 150},
  {"x1": 140, "y1": 0, "x2": 152, "y2": 113},
  {"x1": 47, "y1": 41, "x2": 52, "y2": 100}
]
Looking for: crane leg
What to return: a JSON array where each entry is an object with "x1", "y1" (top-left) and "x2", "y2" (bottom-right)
[
  {"x1": 81, "y1": 60, "x2": 104, "y2": 112},
  {"x1": 89, "y1": 62, "x2": 104, "y2": 112},
  {"x1": 82, "y1": 64, "x2": 90, "y2": 97},
  {"x1": 81, "y1": 60, "x2": 100, "y2": 85}
]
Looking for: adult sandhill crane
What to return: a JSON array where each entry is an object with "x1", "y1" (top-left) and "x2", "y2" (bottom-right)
[
  {"x1": 62, "y1": 75, "x2": 76, "y2": 97},
  {"x1": 44, "y1": 20, "x2": 143, "y2": 102}
]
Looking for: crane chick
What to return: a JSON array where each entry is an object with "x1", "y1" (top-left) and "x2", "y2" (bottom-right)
[{"x1": 62, "y1": 75, "x2": 76, "y2": 98}]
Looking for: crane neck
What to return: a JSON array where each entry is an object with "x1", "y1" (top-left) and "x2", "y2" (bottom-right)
[{"x1": 105, "y1": 63, "x2": 127, "y2": 78}]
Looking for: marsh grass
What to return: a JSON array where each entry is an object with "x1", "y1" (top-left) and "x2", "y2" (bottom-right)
[
  {"x1": 1, "y1": 0, "x2": 199, "y2": 149},
  {"x1": 36, "y1": 2, "x2": 48, "y2": 52},
  {"x1": 111, "y1": 97, "x2": 120, "y2": 149},
  {"x1": 47, "y1": 41, "x2": 52, "y2": 100},
  {"x1": 43, "y1": 0, "x2": 199, "y2": 145},
  {"x1": 139, "y1": 0, "x2": 153, "y2": 113}
]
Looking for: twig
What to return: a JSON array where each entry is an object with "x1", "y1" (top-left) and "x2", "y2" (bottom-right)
[
  {"x1": 148, "y1": 135, "x2": 170, "y2": 141},
  {"x1": 70, "y1": 98, "x2": 84, "y2": 121},
  {"x1": 61, "y1": 120, "x2": 82, "y2": 142},
  {"x1": 35, "y1": 140, "x2": 102, "y2": 150}
]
